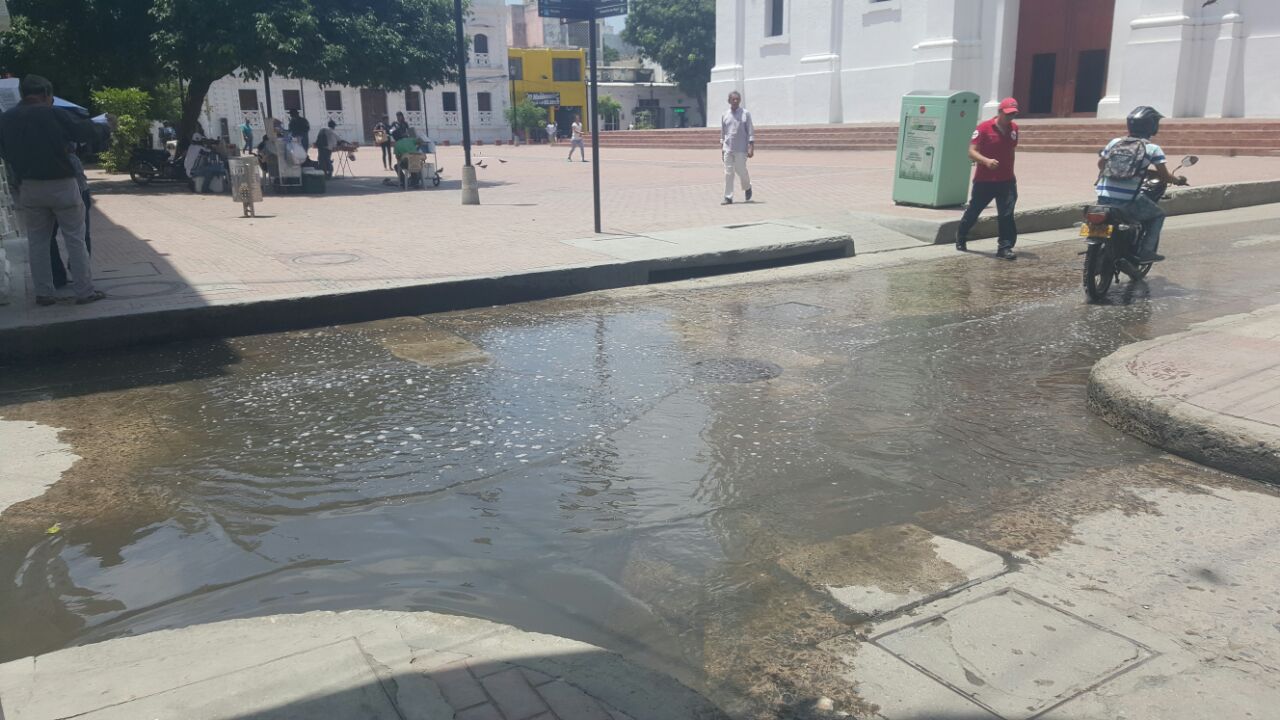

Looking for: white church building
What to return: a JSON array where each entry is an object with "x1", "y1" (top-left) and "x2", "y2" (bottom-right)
[
  {"x1": 194, "y1": 0, "x2": 511, "y2": 147},
  {"x1": 708, "y1": 0, "x2": 1280, "y2": 125}
]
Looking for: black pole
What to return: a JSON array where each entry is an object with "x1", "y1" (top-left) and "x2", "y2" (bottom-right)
[
  {"x1": 453, "y1": 0, "x2": 473, "y2": 168},
  {"x1": 263, "y1": 71, "x2": 274, "y2": 119},
  {"x1": 588, "y1": 18, "x2": 601, "y2": 233}
]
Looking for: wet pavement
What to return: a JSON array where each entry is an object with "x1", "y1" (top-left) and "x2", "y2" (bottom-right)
[{"x1": 4, "y1": 209, "x2": 1280, "y2": 717}]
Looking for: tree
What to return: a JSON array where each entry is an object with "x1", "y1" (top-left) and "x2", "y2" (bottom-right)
[
  {"x1": 603, "y1": 45, "x2": 621, "y2": 65},
  {"x1": 622, "y1": 0, "x2": 714, "y2": 121},
  {"x1": 596, "y1": 95, "x2": 621, "y2": 130},
  {"x1": 505, "y1": 99, "x2": 548, "y2": 140},
  {"x1": 0, "y1": 0, "x2": 163, "y2": 107},
  {"x1": 92, "y1": 88, "x2": 153, "y2": 172},
  {"x1": 150, "y1": 0, "x2": 460, "y2": 150}
]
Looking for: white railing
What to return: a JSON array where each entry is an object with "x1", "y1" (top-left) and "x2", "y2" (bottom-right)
[
  {"x1": 471, "y1": 53, "x2": 490, "y2": 67},
  {"x1": 442, "y1": 111, "x2": 460, "y2": 127},
  {"x1": 405, "y1": 110, "x2": 426, "y2": 131},
  {"x1": 241, "y1": 110, "x2": 264, "y2": 129},
  {"x1": 478, "y1": 110, "x2": 494, "y2": 126},
  {"x1": 326, "y1": 110, "x2": 345, "y2": 126}
]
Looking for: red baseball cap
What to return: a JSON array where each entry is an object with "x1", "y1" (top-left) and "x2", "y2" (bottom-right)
[{"x1": 999, "y1": 97, "x2": 1020, "y2": 115}]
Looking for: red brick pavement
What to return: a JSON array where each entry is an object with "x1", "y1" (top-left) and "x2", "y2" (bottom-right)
[{"x1": 2, "y1": 144, "x2": 1274, "y2": 327}]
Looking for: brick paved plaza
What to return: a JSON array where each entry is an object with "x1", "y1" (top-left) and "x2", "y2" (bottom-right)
[{"x1": 2, "y1": 143, "x2": 1275, "y2": 328}]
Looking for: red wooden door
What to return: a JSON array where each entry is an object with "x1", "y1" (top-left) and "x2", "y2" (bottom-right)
[{"x1": 1012, "y1": 0, "x2": 1115, "y2": 117}]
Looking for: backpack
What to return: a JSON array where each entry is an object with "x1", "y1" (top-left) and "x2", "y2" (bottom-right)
[{"x1": 1102, "y1": 137, "x2": 1150, "y2": 180}]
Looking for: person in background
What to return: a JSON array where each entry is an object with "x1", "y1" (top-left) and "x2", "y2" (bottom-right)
[
  {"x1": 315, "y1": 119, "x2": 340, "y2": 178},
  {"x1": 240, "y1": 119, "x2": 254, "y2": 155},
  {"x1": 392, "y1": 127, "x2": 421, "y2": 187},
  {"x1": 287, "y1": 108, "x2": 310, "y2": 152},
  {"x1": 956, "y1": 97, "x2": 1020, "y2": 259},
  {"x1": 567, "y1": 114, "x2": 586, "y2": 162},
  {"x1": 0, "y1": 74, "x2": 104, "y2": 305},
  {"x1": 390, "y1": 112, "x2": 410, "y2": 143},
  {"x1": 374, "y1": 115, "x2": 392, "y2": 170},
  {"x1": 546, "y1": 120, "x2": 558, "y2": 145},
  {"x1": 720, "y1": 90, "x2": 753, "y2": 205},
  {"x1": 49, "y1": 142, "x2": 92, "y2": 288},
  {"x1": 1095, "y1": 106, "x2": 1186, "y2": 263}
]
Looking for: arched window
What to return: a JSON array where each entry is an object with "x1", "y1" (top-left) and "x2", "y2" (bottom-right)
[{"x1": 474, "y1": 34, "x2": 489, "y2": 54}]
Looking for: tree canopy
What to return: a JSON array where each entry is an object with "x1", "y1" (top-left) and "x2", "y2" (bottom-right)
[
  {"x1": 1, "y1": 0, "x2": 464, "y2": 147},
  {"x1": 622, "y1": 0, "x2": 715, "y2": 120}
]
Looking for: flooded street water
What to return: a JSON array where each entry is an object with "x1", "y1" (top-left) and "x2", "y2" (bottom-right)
[{"x1": 4, "y1": 213, "x2": 1280, "y2": 716}]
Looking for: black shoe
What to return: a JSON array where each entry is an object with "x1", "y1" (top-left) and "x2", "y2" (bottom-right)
[
  {"x1": 955, "y1": 239, "x2": 967, "y2": 252},
  {"x1": 1137, "y1": 253, "x2": 1165, "y2": 263},
  {"x1": 996, "y1": 249, "x2": 1016, "y2": 260},
  {"x1": 745, "y1": 187, "x2": 753, "y2": 202},
  {"x1": 721, "y1": 197, "x2": 733, "y2": 205}
]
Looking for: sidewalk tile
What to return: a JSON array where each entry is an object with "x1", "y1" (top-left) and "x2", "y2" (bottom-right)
[
  {"x1": 429, "y1": 659, "x2": 488, "y2": 710},
  {"x1": 537, "y1": 679, "x2": 613, "y2": 720},
  {"x1": 480, "y1": 666, "x2": 550, "y2": 719}
]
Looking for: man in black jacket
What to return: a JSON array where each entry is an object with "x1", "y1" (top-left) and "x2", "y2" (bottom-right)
[
  {"x1": 287, "y1": 109, "x2": 310, "y2": 151},
  {"x1": 0, "y1": 75, "x2": 104, "y2": 305}
]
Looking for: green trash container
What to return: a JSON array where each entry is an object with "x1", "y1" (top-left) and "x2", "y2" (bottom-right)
[{"x1": 892, "y1": 91, "x2": 980, "y2": 208}]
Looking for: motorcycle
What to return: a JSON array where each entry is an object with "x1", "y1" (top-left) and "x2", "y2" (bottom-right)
[
  {"x1": 127, "y1": 146, "x2": 187, "y2": 185},
  {"x1": 1080, "y1": 155, "x2": 1198, "y2": 302}
]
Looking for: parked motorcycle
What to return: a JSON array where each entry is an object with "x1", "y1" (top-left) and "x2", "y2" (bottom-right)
[
  {"x1": 1080, "y1": 155, "x2": 1197, "y2": 302},
  {"x1": 128, "y1": 147, "x2": 187, "y2": 185}
]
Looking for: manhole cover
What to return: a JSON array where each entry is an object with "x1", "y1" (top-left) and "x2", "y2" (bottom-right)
[
  {"x1": 691, "y1": 357, "x2": 782, "y2": 384},
  {"x1": 875, "y1": 589, "x2": 1154, "y2": 719},
  {"x1": 291, "y1": 252, "x2": 361, "y2": 266}
]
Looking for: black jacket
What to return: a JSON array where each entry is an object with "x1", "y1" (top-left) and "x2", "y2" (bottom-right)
[{"x1": 0, "y1": 102, "x2": 98, "y2": 183}]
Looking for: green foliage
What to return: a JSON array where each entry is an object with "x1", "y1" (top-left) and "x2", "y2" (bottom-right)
[
  {"x1": 0, "y1": 0, "x2": 163, "y2": 107},
  {"x1": 622, "y1": 0, "x2": 714, "y2": 119},
  {"x1": 505, "y1": 99, "x2": 548, "y2": 135},
  {"x1": 92, "y1": 88, "x2": 153, "y2": 172},
  {"x1": 597, "y1": 95, "x2": 622, "y2": 122},
  {"x1": 603, "y1": 45, "x2": 621, "y2": 64},
  {"x1": 149, "y1": 80, "x2": 185, "y2": 122},
  {"x1": 633, "y1": 110, "x2": 655, "y2": 130}
]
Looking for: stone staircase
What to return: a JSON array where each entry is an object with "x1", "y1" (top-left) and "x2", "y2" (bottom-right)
[{"x1": 597, "y1": 119, "x2": 1280, "y2": 156}]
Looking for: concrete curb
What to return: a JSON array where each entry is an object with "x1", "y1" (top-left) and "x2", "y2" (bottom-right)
[
  {"x1": 0, "y1": 228, "x2": 852, "y2": 362},
  {"x1": 1088, "y1": 306, "x2": 1280, "y2": 485},
  {"x1": 866, "y1": 179, "x2": 1280, "y2": 245}
]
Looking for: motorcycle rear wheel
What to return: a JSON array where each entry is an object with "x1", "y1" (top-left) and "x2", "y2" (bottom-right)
[
  {"x1": 129, "y1": 161, "x2": 158, "y2": 185},
  {"x1": 1084, "y1": 244, "x2": 1114, "y2": 302}
]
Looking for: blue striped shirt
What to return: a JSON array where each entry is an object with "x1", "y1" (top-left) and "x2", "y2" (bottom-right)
[{"x1": 1096, "y1": 138, "x2": 1165, "y2": 202}]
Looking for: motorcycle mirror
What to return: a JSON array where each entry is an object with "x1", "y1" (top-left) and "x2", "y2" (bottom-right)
[{"x1": 1182, "y1": 155, "x2": 1199, "y2": 167}]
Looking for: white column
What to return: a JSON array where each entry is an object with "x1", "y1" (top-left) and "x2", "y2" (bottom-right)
[
  {"x1": 707, "y1": 0, "x2": 746, "y2": 123},
  {"x1": 982, "y1": 0, "x2": 1020, "y2": 116},
  {"x1": 1109, "y1": 0, "x2": 1193, "y2": 117}
]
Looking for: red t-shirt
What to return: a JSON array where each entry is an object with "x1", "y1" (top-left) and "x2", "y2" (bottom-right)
[{"x1": 971, "y1": 117, "x2": 1018, "y2": 182}]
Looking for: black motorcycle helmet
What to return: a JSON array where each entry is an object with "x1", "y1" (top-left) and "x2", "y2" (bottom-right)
[{"x1": 1127, "y1": 106, "x2": 1164, "y2": 139}]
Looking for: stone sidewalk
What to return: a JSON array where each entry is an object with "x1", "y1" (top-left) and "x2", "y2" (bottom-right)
[
  {"x1": 0, "y1": 609, "x2": 725, "y2": 720},
  {"x1": 1089, "y1": 304, "x2": 1280, "y2": 485},
  {"x1": 0, "y1": 145, "x2": 1275, "y2": 359}
]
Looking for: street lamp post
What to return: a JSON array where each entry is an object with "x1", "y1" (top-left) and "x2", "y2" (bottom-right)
[{"x1": 453, "y1": 0, "x2": 479, "y2": 205}]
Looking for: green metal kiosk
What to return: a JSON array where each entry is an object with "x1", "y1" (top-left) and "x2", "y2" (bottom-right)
[{"x1": 892, "y1": 91, "x2": 981, "y2": 208}]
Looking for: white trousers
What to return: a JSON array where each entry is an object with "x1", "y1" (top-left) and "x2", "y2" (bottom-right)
[{"x1": 723, "y1": 151, "x2": 751, "y2": 199}]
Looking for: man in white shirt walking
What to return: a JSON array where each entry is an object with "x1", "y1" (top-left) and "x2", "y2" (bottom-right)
[
  {"x1": 567, "y1": 115, "x2": 586, "y2": 162},
  {"x1": 720, "y1": 91, "x2": 754, "y2": 205}
]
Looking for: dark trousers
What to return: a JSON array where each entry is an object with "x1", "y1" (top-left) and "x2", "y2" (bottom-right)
[
  {"x1": 380, "y1": 142, "x2": 393, "y2": 168},
  {"x1": 957, "y1": 179, "x2": 1018, "y2": 250},
  {"x1": 50, "y1": 189, "x2": 92, "y2": 288},
  {"x1": 318, "y1": 147, "x2": 333, "y2": 177}
]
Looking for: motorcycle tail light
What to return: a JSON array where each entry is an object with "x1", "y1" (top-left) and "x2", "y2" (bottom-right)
[{"x1": 1086, "y1": 211, "x2": 1109, "y2": 225}]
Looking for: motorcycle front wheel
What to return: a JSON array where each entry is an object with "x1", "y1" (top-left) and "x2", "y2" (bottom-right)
[
  {"x1": 1084, "y1": 244, "x2": 1114, "y2": 302},
  {"x1": 129, "y1": 161, "x2": 158, "y2": 185}
]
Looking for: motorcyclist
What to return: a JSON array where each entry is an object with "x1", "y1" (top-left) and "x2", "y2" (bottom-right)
[{"x1": 1094, "y1": 106, "x2": 1187, "y2": 263}]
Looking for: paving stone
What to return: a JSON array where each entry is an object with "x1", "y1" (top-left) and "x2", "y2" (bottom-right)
[
  {"x1": 876, "y1": 588, "x2": 1152, "y2": 719},
  {"x1": 521, "y1": 666, "x2": 558, "y2": 687},
  {"x1": 480, "y1": 667, "x2": 549, "y2": 719},
  {"x1": 467, "y1": 658, "x2": 514, "y2": 678},
  {"x1": 456, "y1": 704, "x2": 505, "y2": 720},
  {"x1": 429, "y1": 659, "x2": 488, "y2": 710},
  {"x1": 537, "y1": 679, "x2": 613, "y2": 720}
]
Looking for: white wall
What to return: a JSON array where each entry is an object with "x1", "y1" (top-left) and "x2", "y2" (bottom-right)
[
  {"x1": 598, "y1": 83, "x2": 705, "y2": 129},
  {"x1": 713, "y1": 0, "x2": 1280, "y2": 125}
]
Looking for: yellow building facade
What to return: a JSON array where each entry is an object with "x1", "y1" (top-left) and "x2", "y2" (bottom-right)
[{"x1": 508, "y1": 48, "x2": 589, "y2": 136}]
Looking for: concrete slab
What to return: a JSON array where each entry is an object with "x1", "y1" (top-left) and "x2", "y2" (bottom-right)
[
  {"x1": 563, "y1": 222, "x2": 854, "y2": 268},
  {"x1": 1089, "y1": 303, "x2": 1280, "y2": 484},
  {"x1": 0, "y1": 610, "x2": 724, "y2": 720},
  {"x1": 0, "y1": 419, "x2": 77, "y2": 514},
  {"x1": 875, "y1": 588, "x2": 1152, "y2": 719}
]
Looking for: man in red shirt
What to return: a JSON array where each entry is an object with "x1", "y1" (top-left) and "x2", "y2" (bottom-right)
[{"x1": 956, "y1": 97, "x2": 1020, "y2": 259}]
